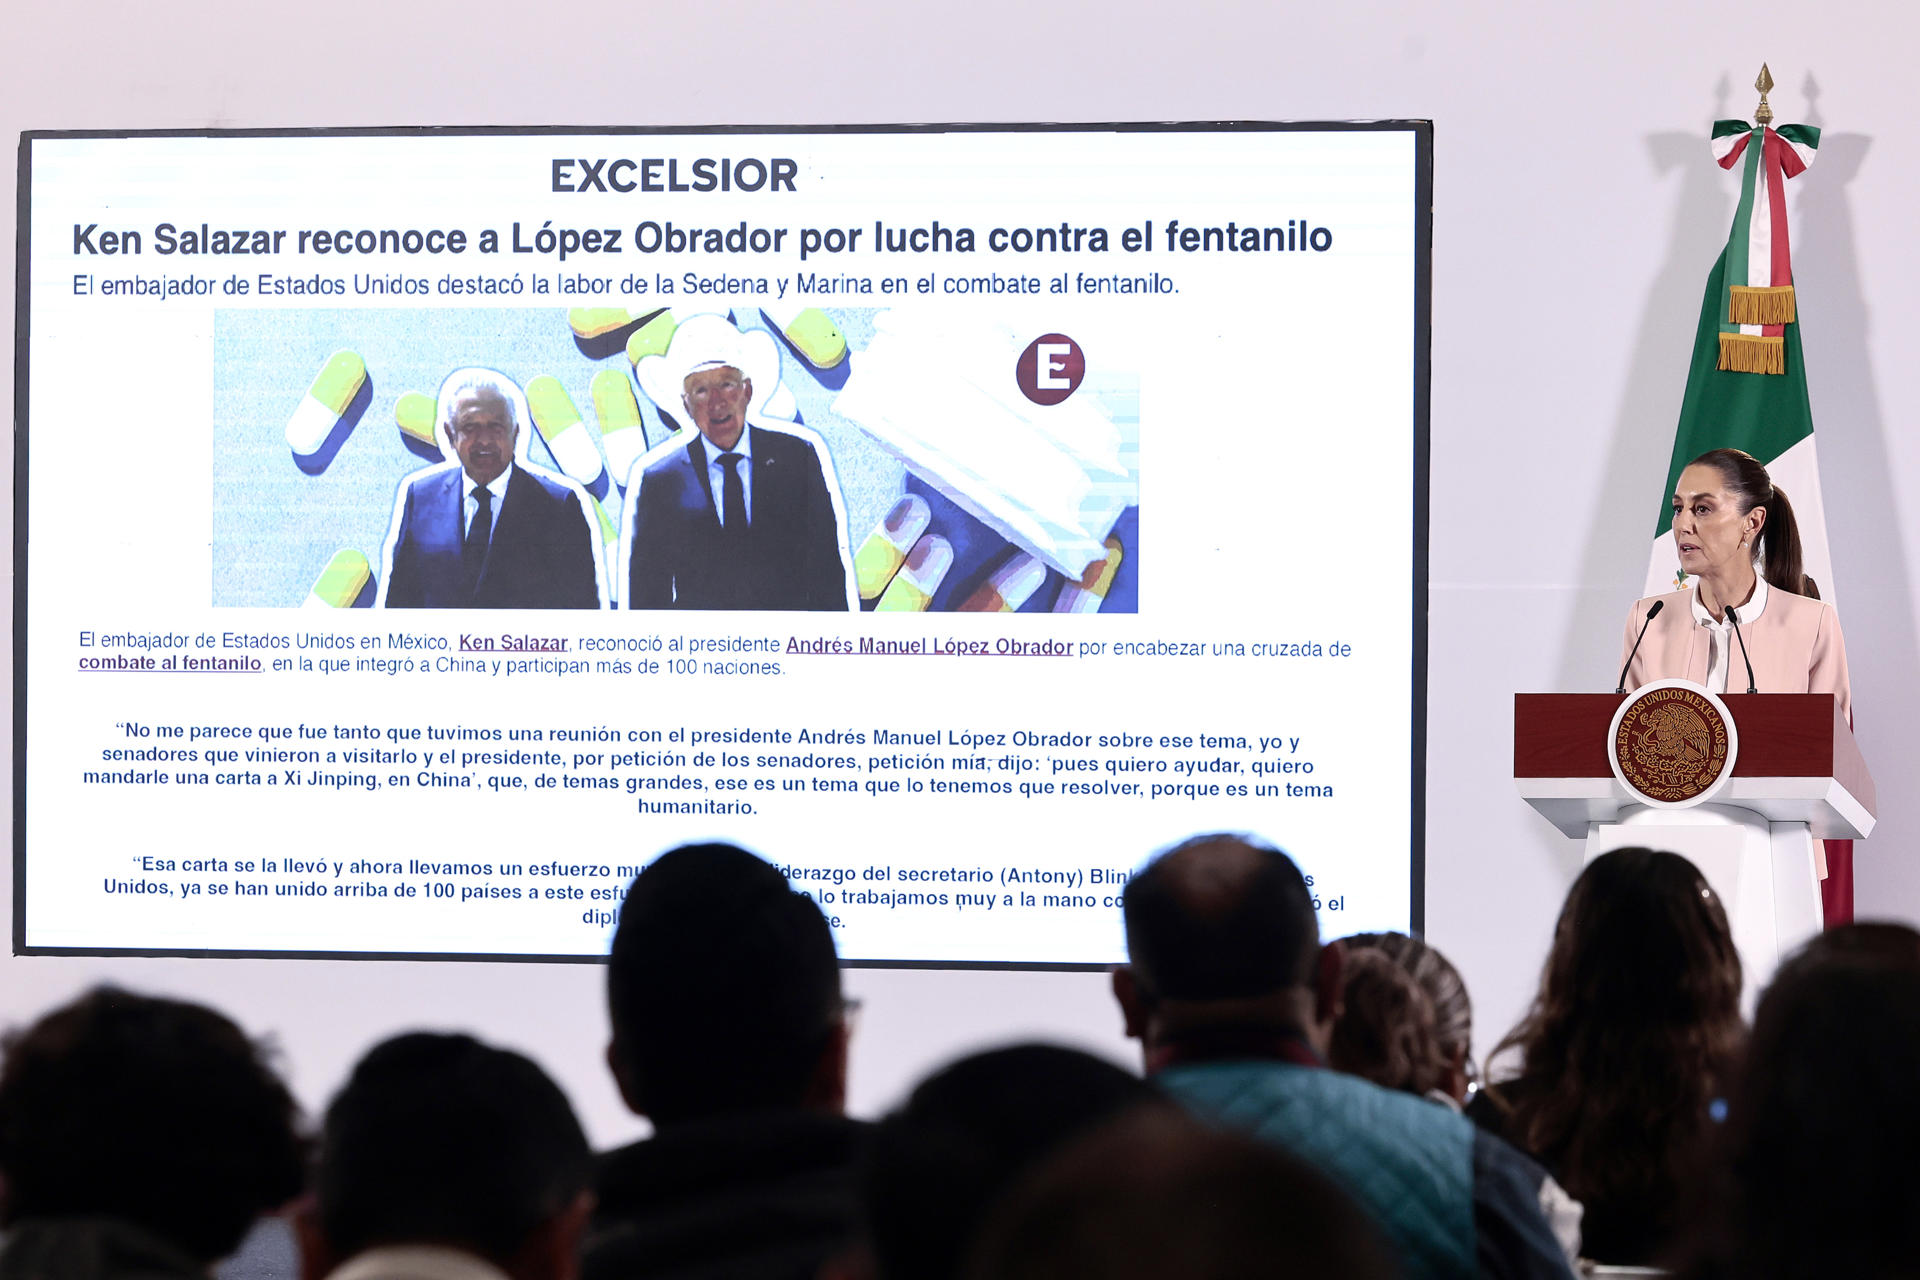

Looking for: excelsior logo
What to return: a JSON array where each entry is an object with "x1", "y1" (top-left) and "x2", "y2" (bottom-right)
[{"x1": 1016, "y1": 333, "x2": 1085, "y2": 405}]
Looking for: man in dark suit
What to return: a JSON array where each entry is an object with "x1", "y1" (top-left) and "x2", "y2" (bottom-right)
[
  {"x1": 625, "y1": 354, "x2": 852, "y2": 610},
  {"x1": 380, "y1": 370, "x2": 602, "y2": 609}
]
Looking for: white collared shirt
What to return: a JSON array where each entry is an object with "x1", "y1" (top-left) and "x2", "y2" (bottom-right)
[
  {"x1": 1690, "y1": 572, "x2": 1770, "y2": 694},
  {"x1": 703, "y1": 428, "x2": 752, "y2": 528},
  {"x1": 462, "y1": 464, "x2": 512, "y2": 543}
]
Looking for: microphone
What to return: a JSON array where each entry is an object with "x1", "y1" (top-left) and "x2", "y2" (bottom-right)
[
  {"x1": 1725, "y1": 604, "x2": 1758, "y2": 694},
  {"x1": 1616, "y1": 599, "x2": 1664, "y2": 694}
]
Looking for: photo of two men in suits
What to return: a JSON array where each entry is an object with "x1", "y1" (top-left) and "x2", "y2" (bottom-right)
[{"x1": 378, "y1": 336, "x2": 855, "y2": 612}]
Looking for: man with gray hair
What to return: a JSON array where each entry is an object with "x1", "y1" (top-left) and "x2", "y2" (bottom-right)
[
  {"x1": 380, "y1": 368, "x2": 602, "y2": 608},
  {"x1": 624, "y1": 320, "x2": 852, "y2": 610}
]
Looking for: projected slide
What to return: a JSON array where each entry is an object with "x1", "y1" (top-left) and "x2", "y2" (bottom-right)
[{"x1": 18, "y1": 125, "x2": 1430, "y2": 963}]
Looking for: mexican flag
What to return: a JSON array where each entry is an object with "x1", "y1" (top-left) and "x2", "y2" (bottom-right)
[
  {"x1": 1641, "y1": 114, "x2": 1853, "y2": 923},
  {"x1": 1644, "y1": 119, "x2": 1830, "y2": 599}
]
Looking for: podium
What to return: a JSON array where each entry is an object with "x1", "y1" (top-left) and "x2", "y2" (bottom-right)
[{"x1": 1514, "y1": 692, "x2": 1874, "y2": 994}]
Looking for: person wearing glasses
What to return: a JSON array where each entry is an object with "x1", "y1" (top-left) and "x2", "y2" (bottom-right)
[{"x1": 623, "y1": 333, "x2": 853, "y2": 610}]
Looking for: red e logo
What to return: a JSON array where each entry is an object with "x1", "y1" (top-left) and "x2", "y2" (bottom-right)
[{"x1": 1016, "y1": 333, "x2": 1085, "y2": 405}]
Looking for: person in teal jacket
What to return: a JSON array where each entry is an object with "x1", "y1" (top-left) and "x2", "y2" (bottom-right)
[{"x1": 1112, "y1": 833, "x2": 1578, "y2": 1280}]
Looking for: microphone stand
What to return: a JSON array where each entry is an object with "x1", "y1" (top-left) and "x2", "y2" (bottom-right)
[{"x1": 1725, "y1": 604, "x2": 1758, "y2": 695}]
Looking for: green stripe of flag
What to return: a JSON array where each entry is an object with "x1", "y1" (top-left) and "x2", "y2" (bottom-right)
[
  {"x1": 1776, "y1": 122, "x2": 1820, "y2": 148},
  {"x1": 1653, "y1": 247, "x2": 1815, "y2": 537},
  {"x1": 1722, "y1": 131, "x2": 1762, "y2": 332}
]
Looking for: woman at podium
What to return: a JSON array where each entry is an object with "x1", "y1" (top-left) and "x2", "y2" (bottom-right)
[{"x1": 1620, "y1": 448, "x2": 1850, "y2": 719}]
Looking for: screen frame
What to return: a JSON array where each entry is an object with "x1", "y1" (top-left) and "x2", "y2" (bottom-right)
[{"x1": 13, "y1": 120, "x2": 1434, "y2": 967}]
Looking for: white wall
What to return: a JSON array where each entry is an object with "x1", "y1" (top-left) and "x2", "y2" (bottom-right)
[{"x1": 3, "y1": 0, "x2": 1916, "y2": 1144}]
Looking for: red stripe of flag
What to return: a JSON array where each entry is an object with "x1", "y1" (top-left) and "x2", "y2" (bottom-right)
[
  {"x1": 1778, "y1": 138, "x2": 1810, "y2": 179},
  {"x1": 1826, "y1": 705, "x2": 1857, "y2": 925},
  {"x1": 1763, "y1": 129, "x2": 1793, "y2": 337},
  {"x1": 1824, "y1": 840, "x2": 1854, "y2": 925}
]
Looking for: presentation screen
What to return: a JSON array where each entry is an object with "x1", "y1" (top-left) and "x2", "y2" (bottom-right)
[{"x1": 17, "y1": 124, "x2": 1430, "y2": 964}]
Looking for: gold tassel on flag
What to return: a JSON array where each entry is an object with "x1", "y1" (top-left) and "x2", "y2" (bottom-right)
[
  {"x1": 1728, "y1": 284, "x2": 1797, "y2": 325},
  {"x1": 1718, "y1": 331, "x2": 1785, "y2": 374}
]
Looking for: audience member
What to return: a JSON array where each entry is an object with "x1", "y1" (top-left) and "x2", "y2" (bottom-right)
[
  {"x1": 1329, "y1": 947, "x2": 1441, "y2": 1096},
  {"x1": 10, "y1": 834, "x2": 1799, "y2": 1280},
  {"x1": 1335, "y1": 936, "x2": 1584, "y2": 1262},
  {"x1": 965, "y1": 1107, "x2": 1394, "y2": 1280},
  {"x1": 1343, "y1": 931, "x2": 1476, "y2": 1105},
  {"x1": 1114, "y1": 833, "x2": 1576, "y2": 1280},
  {"x1": 1677, "y1": 923, "x2": 1920, "y2": 1280},
  {"x1": 589, "y1": 843, "x2": 865, "y2": 1280},
  {"x1": 299, "y1": 1032, "x2": 592, "y2": 1280},
  {"x1": 849, "y1": 1045, "x2": 1162, "y2": 1280},
  {"x1": 1470, "y1": 847, "x2": 1742, "y2": 1267},
  {"x1": 0, "y1": 987, "x2": 305, "y2": 1280}
]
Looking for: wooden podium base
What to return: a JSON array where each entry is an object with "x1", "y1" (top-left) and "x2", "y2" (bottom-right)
[{"x1": 1516, "y1": 692, "x2": 1872, "y2": 1003}]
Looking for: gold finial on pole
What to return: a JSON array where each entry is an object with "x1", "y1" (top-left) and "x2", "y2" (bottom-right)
[{"x1": 1754, "y1": 63, "x2": 1775, "y2": 127}]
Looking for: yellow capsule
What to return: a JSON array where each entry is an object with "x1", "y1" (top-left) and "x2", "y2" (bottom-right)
[
  {"x1": 591, "y1": 368, "x2": 649, "y2": 487},
  {"x1": 305, "y1": 549, "x2": 370, "y2": 609},
  {"x1": 854, "y1": 495, "x2": 932, "y2": 600},
  {"x1": 762, "y1": 303, "x2": 848, "y2": 369},
  {"x1": 1053, "y1": 537, "x2": 1123, "y2": 613},
  {"x1": 394, "y1": 391, "x2": 437, "y2": 447},
  {"x1": 569, "y1": 307, "x2": 662, "y2": 339},
  {"x1": 286, "y1": 350, "x2": 365, "y2": 454},
  {"x1": 875, "y1": 535, "x2": 953, "y2": 612},
  {"x1": 959, "y1": 553, "x2": 1047, "y2": 613},
  {"x1": 625, "y1": 312, "x2": 680, "y2": 365},
  {"x1": 524, "y1": 375, "x2": 606, "y2": 486}
]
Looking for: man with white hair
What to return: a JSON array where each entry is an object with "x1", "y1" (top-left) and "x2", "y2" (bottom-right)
[
  {"x1": 624, "y1": 330, "x2": 852, "y2": 610},
  {"x1": 381, "y1": 368, "x2": 602, "y2": 609}
]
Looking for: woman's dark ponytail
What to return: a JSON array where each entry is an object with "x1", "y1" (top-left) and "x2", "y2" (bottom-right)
[
  {"x1": 1689, "y1": 448, "x2": 1819, "y2": 599},
  {"x1": 1762, "y1": 485, "x2": 1817, "y2": 599}
]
